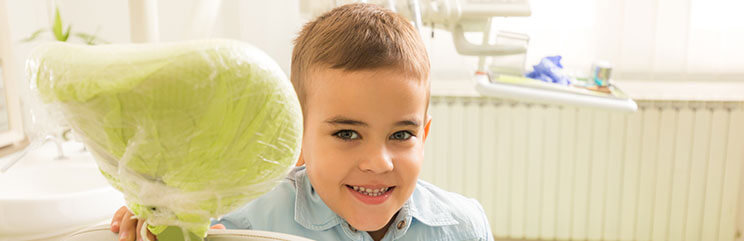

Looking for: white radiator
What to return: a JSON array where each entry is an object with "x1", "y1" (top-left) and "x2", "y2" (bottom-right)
[{"x1": 421, "y1": 96, "x2": 744, "y2": 241}]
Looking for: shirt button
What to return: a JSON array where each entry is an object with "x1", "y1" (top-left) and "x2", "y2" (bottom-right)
[{"x1": 396, "y1": 220, "x2": 405, "y2": 230}]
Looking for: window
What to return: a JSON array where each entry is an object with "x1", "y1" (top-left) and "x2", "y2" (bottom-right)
[{"x1": 487, "y1": 0, "x2": 744, "y2": 81}]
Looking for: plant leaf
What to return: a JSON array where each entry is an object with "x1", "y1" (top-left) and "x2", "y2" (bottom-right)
[
  {"x1": 52, "y1": 6, "x2": 64, "y2": 41},
  {"x1": 74, "y1": 32, "x2": 109, "y2": 45},
  {"x1": 74, "y1": 32, "x2": 94, "y2": 45},
  {"x1": 62, "y1": 25, "x2": 71, "y2": 41},
  {"x1": 20, "y1": 28, "x2": 48, "y2": 42}
]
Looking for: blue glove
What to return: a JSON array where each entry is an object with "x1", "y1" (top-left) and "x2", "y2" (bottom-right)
[{"x1": 526, "y1": 55, "x2": 571, "y2": 85}]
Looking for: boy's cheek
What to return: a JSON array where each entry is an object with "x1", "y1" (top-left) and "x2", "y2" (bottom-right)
[
  {"x1": 392, "y1": 146, "x2": 425, "y2": 164},
  {"x1": 309, "y1": 148, "x2": 356, "y2": 172}
]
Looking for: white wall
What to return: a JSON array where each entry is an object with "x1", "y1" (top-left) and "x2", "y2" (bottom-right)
[
  {"x1": 7, "y1": 0, "x2": 744, "y2": 91},
  {"x1": 4, "y1": 1, "x2": 302, "y2": 74},
  {"x1": 3, "y1": 0, "x2": 479, "y2": 86}
]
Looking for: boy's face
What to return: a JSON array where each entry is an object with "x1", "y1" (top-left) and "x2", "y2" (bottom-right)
[{"x1": 301, "y1": 67, "x2": 430, "y2": 231}]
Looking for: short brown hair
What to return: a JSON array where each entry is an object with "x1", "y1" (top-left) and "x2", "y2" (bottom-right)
[{"x1": 291, "y1": 3, "x2": 430, "y2": 111}]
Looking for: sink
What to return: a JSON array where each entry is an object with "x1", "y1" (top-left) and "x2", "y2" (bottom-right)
[{"x1": 0, "y1": 141, "x2": 125, "y2": 241}]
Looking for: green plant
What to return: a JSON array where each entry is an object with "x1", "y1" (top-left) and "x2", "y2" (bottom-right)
[{"x1": 21, "y1": 6, "x2": 109, "y2": 45}]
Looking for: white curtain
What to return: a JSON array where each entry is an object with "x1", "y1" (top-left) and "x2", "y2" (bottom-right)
[{"x1": 490, "y1": 0, "x2": 744, "y2": 81}]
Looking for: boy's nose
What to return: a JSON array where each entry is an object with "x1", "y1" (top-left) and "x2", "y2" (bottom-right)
[{"x1": 358, "y1": 145, "x2": 394, "y2": 173}]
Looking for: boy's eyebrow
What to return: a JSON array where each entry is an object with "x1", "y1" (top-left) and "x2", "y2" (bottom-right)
[
  {"x1": 325, "y1": 117, "x2": 368, "y2": 126},
  {"x1": 395, "y1": 119, "x2": 421, "y2": 127},
  {"x1": 325, "y1": 117, "x2": 422, "y2": 127}
]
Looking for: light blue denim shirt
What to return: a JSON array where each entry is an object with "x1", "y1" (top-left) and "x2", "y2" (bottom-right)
[{"x1": 212, "y1": 166, "x2": 494, "y2": 241}]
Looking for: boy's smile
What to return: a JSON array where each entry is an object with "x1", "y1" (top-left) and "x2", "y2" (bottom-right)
[
  {"x1": 345, "y1": 184, "x2": 395, "y2": 205},
  {"x1": 300, "y1": 67, "x2": 430, "y2": 233}
]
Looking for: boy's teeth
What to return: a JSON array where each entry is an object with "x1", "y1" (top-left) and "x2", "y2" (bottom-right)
[{"x1": 350, "y1": 185, "x2": 390, "y2": 196}]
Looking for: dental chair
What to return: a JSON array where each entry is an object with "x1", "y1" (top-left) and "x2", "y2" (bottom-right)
[
  {"x1": 62, "y1": 224, "x2": 314, "y2": 241},
  {"x1": 29, "y1": 39, "x2": 305, "y2": 241}
]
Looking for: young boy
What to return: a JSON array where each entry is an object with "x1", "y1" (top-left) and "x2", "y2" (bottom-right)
[{"x1": 111, "y1": 3, "x2": 493, "y2": 241}]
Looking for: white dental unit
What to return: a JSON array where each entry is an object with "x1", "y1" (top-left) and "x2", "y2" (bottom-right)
[{"x1": 301, "y1": 0, "x2": 638, "y2": 112}]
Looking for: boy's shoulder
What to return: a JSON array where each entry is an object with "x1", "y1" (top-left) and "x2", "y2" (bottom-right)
[
  {"x1": 406, "y1": 179, "x2": 493, "y2": 241},
  {"x1": 215, "y1": 166, "x2": 348, "y2": 239},
  {"x1": 213, "y1": 167, "x2": 303, "y2": 232}
]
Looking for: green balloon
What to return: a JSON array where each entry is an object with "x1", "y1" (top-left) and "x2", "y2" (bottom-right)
[{"x1": 28, "y1": 39, "x2": 302, "y2": 240}]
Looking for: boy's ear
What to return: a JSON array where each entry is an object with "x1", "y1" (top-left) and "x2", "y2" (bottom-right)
[{"x1": 422, "y1": 115, "x2": 432, "y2": 143}]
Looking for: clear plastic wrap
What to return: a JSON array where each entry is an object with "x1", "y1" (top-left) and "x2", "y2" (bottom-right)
[{"x1": 25, "y1": 39, "x2": 303, "y2": 241}]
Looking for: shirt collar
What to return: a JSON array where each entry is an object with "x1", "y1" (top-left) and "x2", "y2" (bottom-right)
[
  {"x1": 293, "y1": 167, "x2": 341, "y2": 231},
  {"x1": 406, "y1": 182, "x2": 459, "y2": 227},
  {"x1": 292, "y1": 167, "x2": 459, "y2": 232}
]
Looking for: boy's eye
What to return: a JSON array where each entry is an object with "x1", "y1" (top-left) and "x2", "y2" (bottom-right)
[
  {"x1": 390, "y1": 131, "x2": 413, "y2": 141},
  {"x1": 334, "y1": 130, "x2": 360, "y2": 140}
]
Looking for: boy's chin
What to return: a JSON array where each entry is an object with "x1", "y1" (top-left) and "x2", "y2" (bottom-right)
[{"x1": 346, "y1": 212, "x2": 396, "y2": 231}]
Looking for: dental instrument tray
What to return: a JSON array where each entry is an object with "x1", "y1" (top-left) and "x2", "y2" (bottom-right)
[{"x1": 475, "y1": 73, "x2": 638, "y2": 112}]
